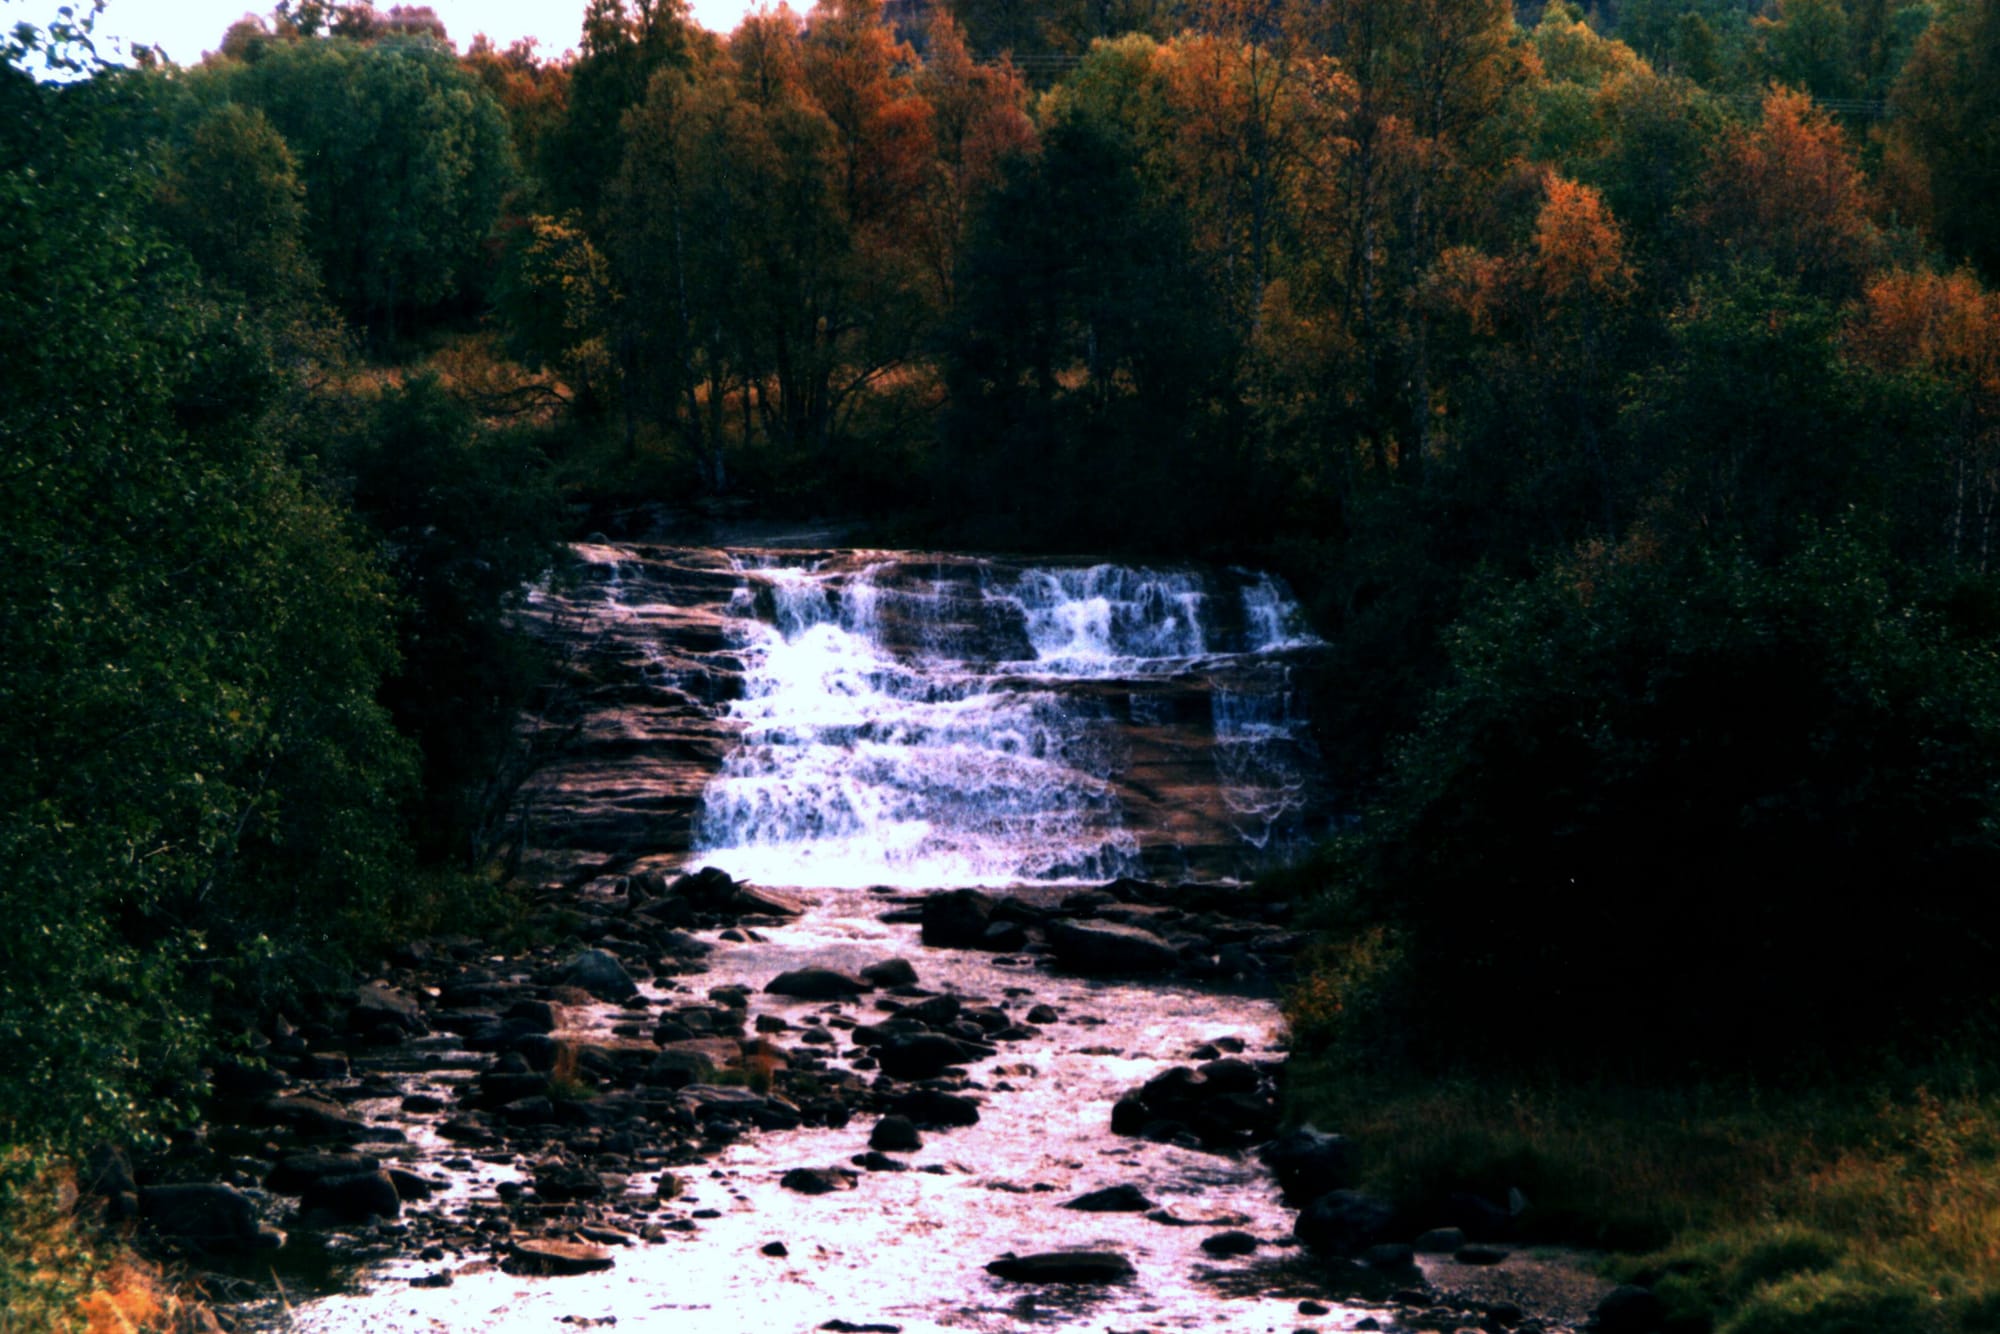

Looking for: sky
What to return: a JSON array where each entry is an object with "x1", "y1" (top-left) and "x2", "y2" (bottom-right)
[{"x1": 2, "y1": 0, "x2": 764, "y2": 65}]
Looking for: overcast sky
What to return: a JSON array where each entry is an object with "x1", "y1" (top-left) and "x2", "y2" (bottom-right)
[{"x1": 3, "y1": 0, "x2": 765, "y2": 65}]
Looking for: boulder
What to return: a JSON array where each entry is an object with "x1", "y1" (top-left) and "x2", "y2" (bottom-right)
[
  {"x1": 1200, "y1": 1231, "x2": 1260, "y2": 1257},
  {"x1": 860, "y1": 958, "x2": 918, "y2": 988},
  {"x1": 869, "y1": 1115, "x2": 922, "y2": 1153},
  {"x1": 259, "y1": 1095, "x2": 388, "y2": 1142},
  {"x1": 1259, "y1": 1128, "x2": 1358, "y2": 1204},
  {"x1": 876, "y1": 1034, "x2": 978, "y2": 1080},
  {"x1": 985, "y1": 1252, "x2": 1134, "y2": 1284},
  {"x1": 533, "y1": 1157, "x2": 605, "y2": 1202},
  {"x1": 505, "y1": 999, "x2": 563, "y2": 1032},
  {"x1": 139, "y1": 1184, "x2": 283, "y2": 1253},
  {"x1": 1048, "y1": 920, "x2": 1180, "y2": 974},
  {"x1": 265, "y1": 1152, "x2": 379, "y2": 1196},
  {"x1": 764, "y1": 968, "x2": 872, "y2": 1000},
  {"x1": 560, "y1": 949, "x2": 638, "y2": 1002},
  {"x1": 1596, "y1": 1285, "x2": 1667, "y2": 1334},
  {"x1": 1414, "y1": 1226, "x2": 1467, "y2": 1253},
  {"x1": 299, "y1": 1170, "x2": 401, "y2": 1224},
  {"x1": 920, "y1": 890, "x2": 994, "y2": 948},
  {"x1": 781, "y1": 1167, "x2": 859, "y2": 1195},
  {"x1": 348, "y1": 983, "x2": 428, "y2": 1039},
  {"x1": 504, "y1": 1239, "x2": 615, "y2": 1276},
  {"x1": 1293, "y1": 1190, "x2": 1397, "y2": 1255},
  {"x1": 889, "y1": 1089, "x2": 981, "y2": 1128},
  {"x1": 1064, "y1": 1184, "x2": 1153, "y2": 1213}
]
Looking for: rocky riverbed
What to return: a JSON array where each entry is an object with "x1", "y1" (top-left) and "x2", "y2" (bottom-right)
[{"x1": 101, "y1": 543, "x2": 1624, "y2": 1332}]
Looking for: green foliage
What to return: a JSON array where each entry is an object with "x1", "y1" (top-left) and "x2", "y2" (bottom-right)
[
  {"x1": 209, "y1": 33, "x2": 515, "y2": 336},
  {"x1": 335, "y1": 375, "x2": 562, "y2": 868},
  {"x1": 940, "y1": 110, "x2": 1246, "y2": 547},
  {"x1": 1891, "y1": 0, "x2": 2000, "y2": 282},
  {"x1": 1342, "y1": 530, "x2": 2000, "y2": 1070},
  {"x1": 0, "y1": 58, "x2": 413, "y2": 1156}
]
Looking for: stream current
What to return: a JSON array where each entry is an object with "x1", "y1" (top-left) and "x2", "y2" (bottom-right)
[{"x1": 289, "y1": 545, "x2": 1351, "y2": 1334}]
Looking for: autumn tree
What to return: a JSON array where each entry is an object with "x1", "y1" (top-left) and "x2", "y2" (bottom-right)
[
  {"x1": 1849, "y1": 267, "x2": 2000, "y2": 566},
  {"x1": 1695, "y1": 86, "x2": 1878, "y2": 299},
  {"x1": 911, "y1": 11, "x2": 1034, "y2": 305}
]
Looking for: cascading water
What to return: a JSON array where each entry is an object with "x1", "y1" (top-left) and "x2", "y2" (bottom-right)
[{"x1": 690, "y1": 554, "x2": 1326, "y2": 887}]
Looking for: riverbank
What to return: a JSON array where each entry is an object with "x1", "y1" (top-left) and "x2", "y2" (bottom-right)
[{"x1": 1283, "y1": 1052, "x2": 2000, "y2": 1334}]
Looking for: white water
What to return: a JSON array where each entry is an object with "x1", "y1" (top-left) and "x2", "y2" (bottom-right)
[{"x1": 692, "y1": 557, "x2": 1323, "y2": 888}]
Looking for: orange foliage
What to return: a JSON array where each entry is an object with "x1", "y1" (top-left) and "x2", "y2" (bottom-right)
[
  {"x1": 1699, "y1": 85, "x2": 1877, "y2": 294},
  {"x1": 1849, "y1": 267, "x2": 2000, "y2": 402},
  {"x1": 801, "y1": 0, "x2": 935, "y2": 231},
  {"x1": 1533, "y1": 173, "x2": 1632, "y2": 305}
]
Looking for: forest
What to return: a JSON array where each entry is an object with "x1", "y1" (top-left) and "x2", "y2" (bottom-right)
[{"x1": 6, "y1": 0, "x2": 2000, "y2": 1325}]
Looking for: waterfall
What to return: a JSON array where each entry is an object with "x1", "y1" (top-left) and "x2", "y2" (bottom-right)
[{"x1": 684, "y1": 554, "x2": 1326, "y2": 888}]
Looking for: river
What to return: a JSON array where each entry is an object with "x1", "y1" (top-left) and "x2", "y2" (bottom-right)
[{"x1": 279, "y1": 541, "x2": 1349, "y2": 1334}]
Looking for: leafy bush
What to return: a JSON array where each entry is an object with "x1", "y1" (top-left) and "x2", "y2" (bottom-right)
[{"x1": 1336, "y1": 528, "x2": 2000, "y2": 1072}]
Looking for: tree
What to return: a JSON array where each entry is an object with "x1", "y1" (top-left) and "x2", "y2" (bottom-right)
[
  {"x1": 1890, "y1": 0, "x2": 2000, "y2": 282},
  {"x1": 0, "y1": 59, "x2": 413, "y2": 1152},
  {"x1": 1848, "y1": 267, "x2": 2000, "y2": 567},
  {"x1": 154, "y1": 101, "x2": 317, "y2": 309},
  {"x1": 540, "y1": 0, "x2": 702, "y2": 223},
  {"x1": 1695, "y1": 86, "x2": 1878, "y2": 299},
  {"x1": 215, "y1": 34, "x2": 516, "y2": 337}
]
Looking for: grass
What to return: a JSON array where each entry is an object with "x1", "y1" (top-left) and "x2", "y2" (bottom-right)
[{"x1": 1284, "y1": 1053, "x2": 2000, "y2": 1333}]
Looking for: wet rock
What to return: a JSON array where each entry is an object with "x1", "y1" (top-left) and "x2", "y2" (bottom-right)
[
  {"x1": 876, "y1": 1033, "x2": 978, "y2": 1080},
  {"x1": 765, "y1": 968, "x2": 872, "y2": 999},
  {"x1": 387, "y1": 1168, "x2": 435, "y2": 1202},
  {"x1": 762, "y1": 1241, "x2": 789, "y2": 1257},
  {"x1": 300, "y1": 1169, "x2": 401, "y2": 1224},
  {"x1": 265, "y1": 1152, "x2": 378, "y2": 1196},
  {"x1": 898, "y1": 995, "x2": 962, "y2": 1027},
  {"x1": 1025, "y1": 1005, "x2": 1060, "y2": 1024},
  {"x1": 1259, "y1": 1128, "x2": 1359, "y2": 1204},
  {"x1": 560, "y1": 949, "x2": 639, "y2": 1002},
  {"x1": 981, "y1": 921, "x2": 1029, "y2": 951},
  {"x1": 1064, "y1": 1184, "x2": 1153, "y2": 1212},
  {"x1": 1294, "y1": 1190, "x2": 1398, "y2": 1254},
  {"x1": 985, "y1": 1251, "x2": 1135, "y2": 1284},
  {"x1": 260, "y1": 1095, "x2": 392, "y2": 1142},
  {"x1": 854, "y1": 1152, "x2": 909, "y2": 1172},
  {"x1": 348, "y1": 982, "x2": 429, "y2": 1040},
  {"x1": 860, "y1": 958, "x2": 918, "y2": 988},
  {"x1": 504, "y1": 1239, "x2": 615, "y2": 1276},
  {"x1": 139, "y1": 1184, "x2": 284, "y2": 1253},
  {"x1": 533, "y1": 1157, "x2": 605, "y2": 1202},
  {"x1": 781, "y1": 1167, "x2": 859, "y2": 1195},
  {"x1": 821, "y1": 1322, "x2": 902, "y2": 1333},
  {"x1": 869, "y1": 1115, "x2": 922, "y2": 1153},
  {"x1": 888, "y1": 1089, "x2": 981, "y2": 1128},
  {"x1": 1456, "y1": 1244, "x2": 1511, "y2": 1265},
  {"x1": 507, "y1": 999, "x2": 563, "y2": 1032},
  {"x1": 1595, "y1": 1285, "x2": 1666, "y2": 1334},
  {"x1": 1200, "y1": 1231, "x2": 1260, "y2": 1257},
  {"x1": 1048, "y1": 920, "x2": 1180, "y2": 974},
  {"x1": 1415, "y1": 1226, "x2": 1467, "y2": 1253},
  {"x1": 1362, "y1": 1242, "x2": 1417, "y2": 1270},
  {"x1": 920, "y1": 890, "x2": 994, "y2": 948}
]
